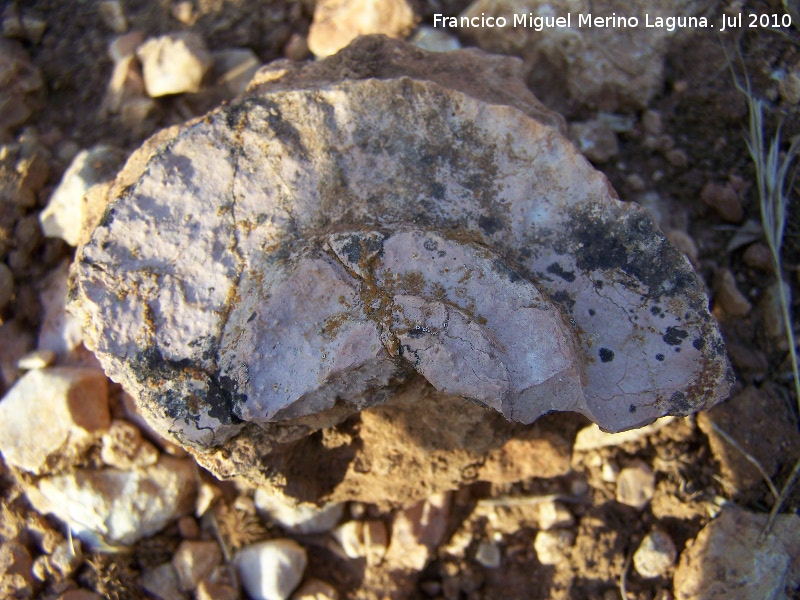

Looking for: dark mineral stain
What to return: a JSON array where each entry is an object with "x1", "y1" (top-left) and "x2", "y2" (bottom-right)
[
  {"x1": 98, "y1": 206, "x2": 116, "y2": 227},
  {"x1": 478, "y1": 215, "x2": 504, "y2": 235},
  {"x1": 629, "y1": 404, "x2": 637, "y2": 413},
  {"x1": 492, "y1": 259, "x2": 521, "y2": 283},
  {"x1": 599, "y1": 348, "x2": 615, "y2": 363},
  {"x1": 131, "y1": 346, "x2": 244, "y2": 426},
  {"x1": 551, "y1": 290, "x2": 575, "y2": 313},
  {"x1": 663, "y1": 326, "x2": 688, "y2": 346},
  {"x1": 569, "y1": 205, "x2": 697, "y2": 300},
  {"x1": 589, "y1": 309, "x2": 596, "y2": 316},
  {"x1": 546, "y1": 262, "x2": 577, "y2": 283},
  {"x1": 340, "y1": 237, "x2": 362, "y2": 264},
  {"x1": 670, "y1": 391, "x2": 691, "y2": 413},
  {"x1": 431, "y1": 182, "x2": 446, "y2": 200}
]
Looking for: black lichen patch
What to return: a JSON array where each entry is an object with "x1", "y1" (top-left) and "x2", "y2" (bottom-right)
[
  {"x1": 546, "y1": 262, "x2": 576, "y2": 283},
  {"x1": 551, "y1": 290, "x2": 575, "y2": 313},
  {"x1": 655, "y1": 353, "x2": 665, "y2": 362},
  {"x1": 588, "y1": 308, "x2": 596, "y2": 316},
  {"x1": 340, "y1": 237, "x2": 362, "y2": 265},
  {"x1": 244, "y1": 97, "x2": 309, "y2": 160},
  {"x1": 131, "y1": 346, "x2": 243, "y2": 427},
  {"x1": 491, "y1": 259, "x2": 521, "y2": 283},
  {"x1": 650, "y1": 306, "x2": 662, "y2": 316},
  {"x1": 599, "y1": 348, "x2": 615, "y2": 363},
  {"x1": 670, "y1": 391, "x2": 692, "y2": 414},
  {"x1": 663, "y1": 327, "x2": 688, "y2": 346},
  {"x1": 423, "y1": 239, "x2": 439, "y2": 252},
  {"x1": 98, "y1": 206, "x2": 116, "y2": 228},
  {"x1": 569, "y1": 205, "x2": 697, "y2": 299},
  {"x1": 209, "y1": 374, "x2": 247, "y2": 424},
  {"x1": 692, "y1": 338, "x2": 705, "y2": 351},
  {"x1": 478, "y1": 215, "x2": 504, "y2": 235},
  {"x1": 431, "y1": 182, "x2": 446, "y2": 200},
  {"x1": 629, "y1": 404, "x2": 637, "y2": 413}
]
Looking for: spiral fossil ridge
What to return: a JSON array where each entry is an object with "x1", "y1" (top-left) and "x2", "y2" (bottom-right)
[{"x1": 70, "y1": 36, "x2": 733, "y2": 460}]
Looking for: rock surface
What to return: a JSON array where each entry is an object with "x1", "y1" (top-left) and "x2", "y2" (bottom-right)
[
  {"x1": 458, "y1": 0, "x2": 702, "y2": 111},
  {"x1": 39, "y1": 146, "x2": 123, "y2": 247},
  {"x1": 136, "y1": 32, "x2": 212, "y2": 97},
  {"x1": 633, "y1": 529, "x2": 676, "y2": 578},
  {"x1": 616, "y1": 460, "x2": 656, "y2": 510},
  {"x1": 254, "y1": 488, "x2": 343, "y2": 534},
  {"x1": 25, "y1": 456, "x2": 197, "y2": 546},
  {"x1": 673, "y1": 506, "x2": 800, "y2": 599},
  {"x1": 236, "y1": 539, "x2": 307, "y2": 600},
  {"x1": 70, "y1": 37, "x2": 732, "y2": 503},
  {"x1": 0, "y1": 367, "x2": 109, "y2": 474},
  {"x1": 308, "y1": 0, "x2": 417, "y2": 57},
  {"x1": 172, "y1": 540, "x2": 222, "y2": 592}
]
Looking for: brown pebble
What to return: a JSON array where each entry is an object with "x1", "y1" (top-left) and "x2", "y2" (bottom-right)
[
  {"x1": 178, "y1": 516, "x2": 200, "y2": 539},
  {"x1": 701, "y1": 182, "x2": 743, "y2": 223},
  {"x1": 713, "y1": 268, "x2": 751, "y2": 318},
  {"x1": 665, "y1": 148, "x2": 688, "y2": 168},
  {"x1": 284, "y1": 33, "x2": 310, "y2": 61},
  {"x1": 742, "y1": 243, "x2": 773, "y2": 272}
]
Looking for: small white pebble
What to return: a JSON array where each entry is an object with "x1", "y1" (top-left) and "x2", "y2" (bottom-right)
[
  {"x1": 475, "y1": 541, "x2": 501, "y2": 568},
  {"x1": 17, "y1": 349, "x2": 56, "y2": 370},
  {"x1": 633, "y1": 529, "x2": 677, "y2": 578}
]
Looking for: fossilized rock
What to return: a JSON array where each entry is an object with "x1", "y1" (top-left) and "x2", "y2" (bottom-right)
[{"x1": 70, "y1": 36, "x2": 732, "y2": 502}]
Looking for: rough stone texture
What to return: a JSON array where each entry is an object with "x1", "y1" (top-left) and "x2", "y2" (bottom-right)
[
  {"x1": 236, "y1": 539, "x2": 307, "y2": 600},
  {"x1": 141, "y1": 562, "x2": 188, "y2": 600},
  {"x1": 308, "y1": 0, "x2": 417, "y2": 57},
  {"x1": 697, "y1": 386, "x2": 800, "y2": 500},
  {"x1": 533, "y1": 529, "x2": 574, "y2": 565},
  {"x1": 616, "y1": 460, "x2": 655, "y2": 510},
  {"x1": 568, "y1": 119, "x2": 619, "y2": 163},
  {"x1": 38, "y1": 261, "x2": 94, "y2": 365},
  {"x1": 458, "y1": 0, "x2": 702, "y2": 112},
  {"x1": 100, "y1": 419, "x2": 159, "y2": 469},
  {"x1": 40, "y1": 147, "x2": 124, "y2": 247},
  {"x1": 384, "y1": 492, "x2": 450, "y2": 570},
  {"x1": 0, "y1": 39, "x2": 43, "y2": 136},
  {"x1": 332, "y1": 519, "x2": 388, "y2": 566},
  {"x1": 634, "y1": 529, "x2": 677, "y2": 578},
  {"x1": 25, "y1": 456, "x2": 196, "y2": 547},
  {"x1": 136, "y1": 32, "x2": 212, "y2": 97},
  {"x1": 0, "y1": 541, "x2": 35, "y2": 598},
  {"x1": 0, "y1": 367, "x2": 109, "y2": 474},
  {"x1": 70, "y1": 37, "x2": 731, "y2": 502},
  {"x1": 172, "y1": 540, "x2": 222, "y2": 592},
  {"x1": 673, "y1": 506, "x2": 800, "y2": 600},
  {"x1": 254, "y1": 488, "x2": 343, "y2": 534}
]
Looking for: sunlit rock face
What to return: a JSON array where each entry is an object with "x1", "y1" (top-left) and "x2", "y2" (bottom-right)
[{"x1": 70, "y1": 36, "x2": 732, "y2": 501}]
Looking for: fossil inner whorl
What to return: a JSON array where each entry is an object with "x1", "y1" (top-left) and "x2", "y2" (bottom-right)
[
  {"x1": 71, "y1": 71, "x2": 732, "y2": 449},
  {"x1": 222, "y1": 228, "x2": 583, "y2": 425}
]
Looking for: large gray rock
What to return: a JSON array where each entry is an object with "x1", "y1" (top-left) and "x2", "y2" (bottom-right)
[{"x1": 70, "y1": 37, "x2": 732, "y2": 501}]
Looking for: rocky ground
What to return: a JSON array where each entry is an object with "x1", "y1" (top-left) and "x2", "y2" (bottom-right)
[{"x1": 1, "y1": 0, "x2": 800, "y2": 599}]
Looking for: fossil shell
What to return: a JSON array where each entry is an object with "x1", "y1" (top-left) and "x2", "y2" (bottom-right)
[{"x1": 70, "y1": 37, "x2": 733, "y2": 455}]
